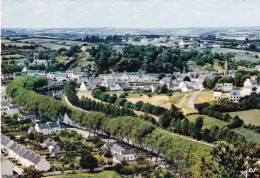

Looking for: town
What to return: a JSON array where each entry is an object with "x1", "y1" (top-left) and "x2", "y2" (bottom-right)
[{"x1": 1, "y1": 0, "x2": 260, "y2": 177}]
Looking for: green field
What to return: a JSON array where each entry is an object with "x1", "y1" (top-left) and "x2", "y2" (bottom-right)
[
  {"x1": 228, "y1": 109, "x2": 260, "y2": 125},
  {"x1": 46, "y1": 168, "x2": 120, "y2": 177},
  {"x1": 233, "y1": 127, "x2": 260, "y2": 144},
  {"x1": 40, "y1": 42, "x2": 71, "y2": 50},
  {"x1": 18, "y1": 38, "x2": 59, "y2": 44},
  {"x1": 187, "y1": 114, "x2": 228, "y2": 129},
  {"x1": 211, "y1": 47, "x2": 260, "y2": 56},
  {"x1": 55, "y1": 40, "x2": 87, "y2": 46}
]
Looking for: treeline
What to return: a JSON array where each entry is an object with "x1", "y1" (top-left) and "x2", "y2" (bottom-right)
[
  {"x1": 2, "y1": 63, "x2": 23, "y2": 74},
  {"x1": 92, "y1": 88, "x2": 167, "y2": 116},
  {"x1": 66, "y1": 108, "x2": 214, "y2": 177},
  {"x1": 64, "y1": 81, "x2": 136, "y2": 117},
  {"x1": 87, "y1": 44, "x2": 230, "y2": 74},
  {"x1": 6, "y1": 76, "x2": 65, "y2": 120},
  {"x1": 196, "y1": 95, "x2": 260, "y2": 118}
]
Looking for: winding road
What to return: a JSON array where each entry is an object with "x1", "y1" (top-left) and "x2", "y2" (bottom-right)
[{"x1": 187, "y1": 89, "x2": 204, "y2": 113}]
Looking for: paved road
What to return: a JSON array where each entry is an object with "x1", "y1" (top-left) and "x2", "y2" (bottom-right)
[
  {"x1": 187, "y1": 89, "x2": 204, "y2": 112},
  {"x1": 64, "y1": 95, "x2": 90, "y2": 113}
]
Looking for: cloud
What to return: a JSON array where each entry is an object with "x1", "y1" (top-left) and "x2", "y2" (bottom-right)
[{"x1": 2, "y1": 0, "x2": 260, "y2": 28}]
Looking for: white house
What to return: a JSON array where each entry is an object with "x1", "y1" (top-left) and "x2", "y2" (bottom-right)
[
  {"x1": 31, "y1": 59, "x2": 48, "y2": 66},
  {"x1": 243, "y1": 78, "x2": 258, "y2": 89},
  {"x1": 18, "y1": 115, "x2": 37, "y2": 123},
  {"x1": 151, "y1": 84, "x2": 159, "y2": 92},
  {"x1": 223, "y1": 83, "x2": 233, "y2": 92},
  {"x1": 79, "y1": 82, "x2": 88, "y2": 91},
  {"x1": 34, "y1": 122, "x2": 60, "y2": 135},
  {"x1": 27, "y1": 70, "x2": 46, "y2": 77},
  {"x1": 1, "y1": 136, "x2": 51, "y2": 171},
  {"x1": 228, "y1": 90, "x2": 241, "y2": 103},
  {"x1": 42, "y1": 138, "x2": 61, "y2": 153},
  {"x1": 111, "y1": 144, "x2": 135, "y2": 164},
  {"x1": 160, "y1": 77, "x2": 172, "y2": 88},
  {"x1": 213, "y1": 92, "x2": 222, "y2": 100},
  {"x1": 1, "y1": 158, "x2": 14, "y2": 177}
]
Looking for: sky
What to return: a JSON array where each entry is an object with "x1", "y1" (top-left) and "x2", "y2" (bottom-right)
[{"x1": 2, "y1": 0, "x2": 260, "y2": 28}]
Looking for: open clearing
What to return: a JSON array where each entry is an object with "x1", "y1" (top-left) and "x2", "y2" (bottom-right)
[
  {"x1": 169, "y1": 92, "x2": 197, "y2": 114},
  {"x1": 233, "y1": 127, "x2": 260, "y2": 144},
  {"x1": 228, "y1": 109, "x2": 260, "y2": 125},
  {"x1": 187, "y1": 114, "x2": 228, "y2": 129},
  {"x1": 194, "y1": 90, "x2": 214, "y2": 104}
]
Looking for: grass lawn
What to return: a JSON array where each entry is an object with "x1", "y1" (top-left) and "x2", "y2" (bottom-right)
[
  {"x1": 194, "y1": 90, "x2": 214, "y2": 104},
  {"x1": 40, "y1": 43, "x2": 71, "y2": 50},
  {"x1": 233, "y1": 127, "x2": 260, "y2": 144},
  {"x1": 187, "y1": 114, "x2": 228, "y2": 129},
  {"x1": 45, "y1": 171, "x2": 121, "y2": 178},
  {"x1": 169, "y1": 92, "x2": 196, "y2": 114},
  {"x1": 228, "y1": 109, "x2": 260, "y2": 125}
]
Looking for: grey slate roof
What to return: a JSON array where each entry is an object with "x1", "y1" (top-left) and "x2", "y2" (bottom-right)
[
  {"x1": 31, "y1": 156, "x2": 41, "y2": 164},
  {"x1": 48, "y1": 122, "x2": 60, "y2": 129},
  {"x1": 22, "y1": 150, "x2": 31, "y2": 159},
  {"x1": 3, "y1": 138, "x2": 10, "y2": 146},
  {"x1": 13, "y1": 145, "x2": 22, "y2": 153},
  {"x1": 18, "y1": 148, "x2": 26, "y2": 156},
  {"x1": 1, "y1": 101, "x2": 10, "y2": 106},
  {"x1": 38, "y1": 123, "x2": 50, "y2": 129},
  {"x1": 9, "y1": 143, "x2": 17, "y2": 150},
  {"x1": 27, "y1": 153, "x2": 36, "y2": 161}
]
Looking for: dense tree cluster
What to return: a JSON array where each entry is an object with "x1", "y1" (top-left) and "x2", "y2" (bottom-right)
[
  {"x1": 64, "y1": 81, "x2": 136, "y2": 117},
  {"x1": 2, "y1": 62, "x2": 23, "y2": 74},
  {"x1": 6, "y1": 76, "x2": 65, "y2": 120},
  {"x1": 92, "y1": 88, "x2": 167, "y2": 116},
  {"x1": 87, "y1": 44, "x2": 229, "y2": 75}
]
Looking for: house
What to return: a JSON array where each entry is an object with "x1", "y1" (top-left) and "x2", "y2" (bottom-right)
[
  {"x1": 110, "y1": 84, "x2": 122, "y2": 91},
  {"x1": 213, "y1": 92, "x2": 222, "y2": 100},
  {"x1": 1, "y1": 158, "x2": 14, "y2": 176},
  {"x1": 111, "y1": 144, "x2": 135, "y2": 163},
  {"x1": 1, "y1": 100, "x2": 10, "y2": 115},
  {"x1": 31, "y1": 59, "x2": 48, "y2": 66},
  {"x1": 18, "y1": 115, "x2": 36, "y2": 123},
  {"x1": 47, "y1": 72, "x2": 68, "y2": 82},
  {"x1": 48, "y1": 122, "x2": 61, "y2": 134},
  {"x1": 42, "y1": 138, "x2": 61, "y2": 154},
  {"x1": 151, "y1": 84, "x2": 159, "y2": 92},
  {"x1": 1, "y1": 136, "x2": 51, "y2": 171},
  {"x1": 228, "y1": 90, "x2": 241, "y2": 103},
  {"x1": 215, "y1": 83, "x2": 233, "y2": 91},
  {"x1": 34, "y1": 122, "x2": 60, "y2": 135},
  {"x1": 240, "y1": 88, "x2": 252, "y2": 97},
  {"x1": 35, "y1": 123, "x2": 50, "y2": 135},
  {"x1": 79, "y1": 82, "x2": 88, "y2": 91},
  {"x1": 243, "y1": 78, "x2": 258, "y2": 89},
  {"x1": 28, "y1": 126, "x2": 37, "y2": 134},
  {"x1": 113, "y1": 46, "x2": 124, "y2": 54},
  {"x1": 27, "y1": 70, "x2": 46, "y2": 77},
  {"x1": 160, "y1": 77, "x2": 172, "y2": 88},
  {"x1": 223, "y1": 83, "x2": 233, "y2": 92}
]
